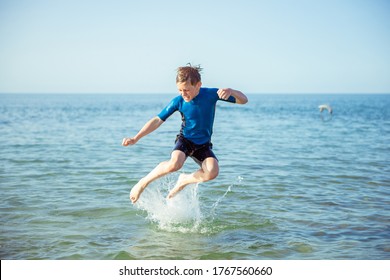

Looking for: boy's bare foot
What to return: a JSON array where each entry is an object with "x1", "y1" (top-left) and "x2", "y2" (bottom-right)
[
  {"x1": 129, "y1": 179, "x2": 147, "y2": 204},
  {"x1": 167, "y1": 173, "x2": 189, "y2": 199}
]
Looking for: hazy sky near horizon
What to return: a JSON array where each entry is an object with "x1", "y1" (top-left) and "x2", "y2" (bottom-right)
[{"x1": 1, "y1": 0, "x2": 389, "y2": 94}]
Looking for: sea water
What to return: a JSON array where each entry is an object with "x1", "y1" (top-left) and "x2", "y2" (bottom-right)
[{"x1": 0, "y1": 93, "x2": 389, "y2": 259}]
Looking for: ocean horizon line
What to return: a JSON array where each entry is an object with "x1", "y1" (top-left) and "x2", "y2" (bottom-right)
[{"x1": 1, "y1": 92, "x2": 389, "y2": 95}]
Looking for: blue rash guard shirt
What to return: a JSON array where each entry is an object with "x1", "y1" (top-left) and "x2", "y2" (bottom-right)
[{"x1": 157, "y1": 87, "x2": 236, "y2": 145}]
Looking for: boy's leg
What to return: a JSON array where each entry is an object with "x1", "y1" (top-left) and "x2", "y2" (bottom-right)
[
  {"x1": 130, "y1": 150, "x2": 186, "y2": 203},
  {"x1": 167, "y1": 157, "x2": 219, "y2": 199}
]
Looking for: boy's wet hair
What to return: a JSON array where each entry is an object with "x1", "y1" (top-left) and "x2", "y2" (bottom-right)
[{"x1": 176, "y1": 63, "x2": 202, "y2": 85}]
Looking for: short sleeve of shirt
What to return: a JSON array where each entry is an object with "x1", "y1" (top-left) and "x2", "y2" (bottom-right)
[
  {"x1": 207, "y1": 88, "x2": 236, "y2": 103},
  {"x1": 220, "y1": 94, "x2": 236, "y2": 103},
  {"x1": 157, "y1": 96, "x2": 181, "y2": 121}
]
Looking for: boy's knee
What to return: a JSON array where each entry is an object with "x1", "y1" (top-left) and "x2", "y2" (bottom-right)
[
  {"x1": 167, "y1": 160, "x2": 183, "y2": 172},
  {"x1": 204, "y1": 168, "x2": 219, "y2": 181}
]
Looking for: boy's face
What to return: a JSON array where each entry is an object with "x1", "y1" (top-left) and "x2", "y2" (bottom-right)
[{"x1": 177, "y1": 81, "x2": 202, "y2": 102}]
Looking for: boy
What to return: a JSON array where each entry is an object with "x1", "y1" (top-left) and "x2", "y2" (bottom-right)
[{"x1": 122, "y1": 65, "x2": 248, "y2": 203}]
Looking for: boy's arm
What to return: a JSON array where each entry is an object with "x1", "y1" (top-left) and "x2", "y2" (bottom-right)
[
  {"x1": 217, "y1": 88, "x2": 248, "y2": 104},
  {"x1": 122, "y1": 116, "x2": 164, "y2": 146}
]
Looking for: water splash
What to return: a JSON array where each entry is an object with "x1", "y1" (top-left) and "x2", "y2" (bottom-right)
[
  {"x1": 135, "y1": 174, "x2": 243, "y2": 233},
  {"x1": 135, "y1": 174, "x2": 201, "y2": 233},
  {"x1": 209, "y1": 175, "x2": 243, "y2": 220}
]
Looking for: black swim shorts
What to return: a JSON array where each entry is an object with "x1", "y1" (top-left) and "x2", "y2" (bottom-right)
[{"x1": 173, "y1": 134, "x2": 218, "y2": 165}]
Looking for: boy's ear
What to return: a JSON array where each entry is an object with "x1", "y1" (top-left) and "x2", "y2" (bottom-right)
[{"x1": 197, "y1": 81, "x2": 202, "y2": 88}]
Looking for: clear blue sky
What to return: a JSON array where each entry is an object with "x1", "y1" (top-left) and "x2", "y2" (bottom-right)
[{"x1": 1, "y1": 0, "x2": 389, "y2": 94}]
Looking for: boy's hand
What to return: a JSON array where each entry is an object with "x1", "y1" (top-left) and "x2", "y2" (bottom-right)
[
  {"x1": 217, "y1": 88, "x2": 232, "y2": 100},
  {"x1": 122, "y1": 137, "x2": 137, "y2": 146}
]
